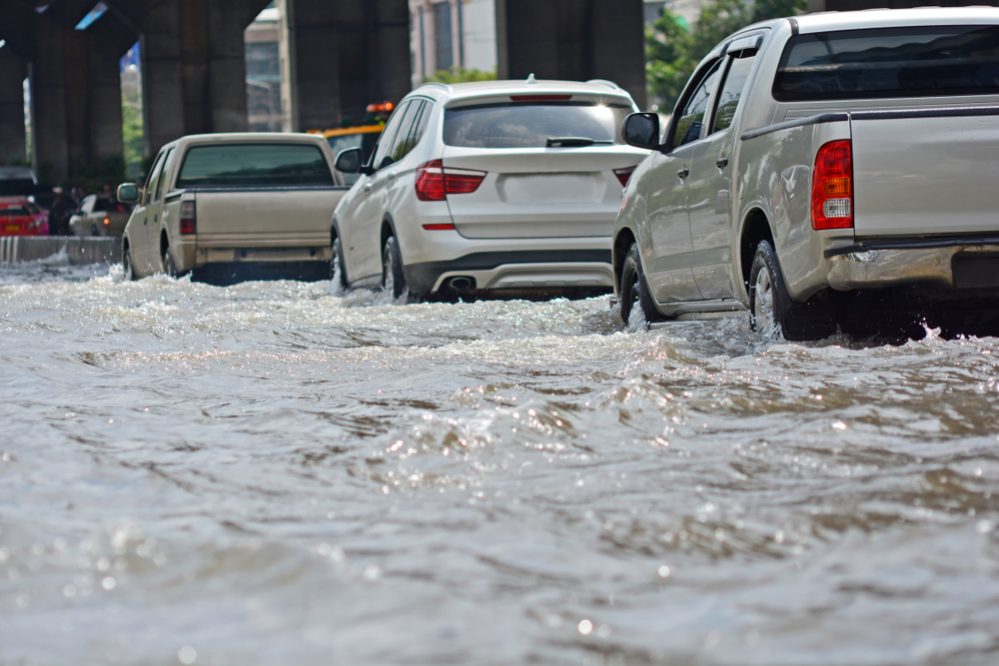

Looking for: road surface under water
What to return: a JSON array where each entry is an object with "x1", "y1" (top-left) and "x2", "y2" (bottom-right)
[{"x1": 1, "y1": 257, "x2": 997, "y2": 665}]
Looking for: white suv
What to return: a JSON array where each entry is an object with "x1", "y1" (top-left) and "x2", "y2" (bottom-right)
[{"x1": 331, "y1": 78, "x2": 648, "y2": 300}]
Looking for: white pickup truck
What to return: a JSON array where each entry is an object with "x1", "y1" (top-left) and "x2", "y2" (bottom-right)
[
  {"x1": 615, "y1": 7, "x2": 999, "y2": 338},
  {"x1": 117, "y1": 133, "x2": 346, "y2": 280}
]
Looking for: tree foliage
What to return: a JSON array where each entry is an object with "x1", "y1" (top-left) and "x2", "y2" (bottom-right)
[
  {"x1": 424, "y1": 68, "x2": 497, "y2": 84},
  {"x1": 647, "y1": 0, "x2": 805, "y2": 111}
]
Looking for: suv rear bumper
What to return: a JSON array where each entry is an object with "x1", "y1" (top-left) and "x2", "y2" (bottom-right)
[{"x1": 404, "y1": 249, "x2": 613, "y2": 295}]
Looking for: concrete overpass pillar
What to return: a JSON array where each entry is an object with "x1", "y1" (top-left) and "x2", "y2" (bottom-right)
[
  {"x1": 0, "y1": 48, "x2": 27, "y2": 165},
  {"x1": 496, "y1": 0, "x2": 647, "y2": 107},
  {"x1": 285, "y1": 0, "x2": 411, "y2": 131}
]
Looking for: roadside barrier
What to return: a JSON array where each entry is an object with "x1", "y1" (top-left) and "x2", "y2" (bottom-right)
[{"x1": 0, "y1": 237, "x2": 122, "y2": 265}]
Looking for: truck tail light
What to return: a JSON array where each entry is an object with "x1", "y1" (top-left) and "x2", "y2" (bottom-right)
[
  {"x1": 102, "y1": 215, "x2": 111, "y2": 227},
  {"x1": 415, "y1": 160, "x2": 486, "y2": 201},
  {"x1": 812, "y1": 140, "x2": 853, "y2": 230},
  {"x1": 179, "y1": 200, "x2": 197, "y2": 235},
  {"x1": 613, "y1": 166, "x2": 635, "y2": 187}
]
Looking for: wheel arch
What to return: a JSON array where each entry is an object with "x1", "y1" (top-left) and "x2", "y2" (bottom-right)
[
  {"x1": 739, "y1": 209, "x2": 774, "y2": 295},
  {"x1": 612, "y1": 227, "x2": 637, "y2": 292}
]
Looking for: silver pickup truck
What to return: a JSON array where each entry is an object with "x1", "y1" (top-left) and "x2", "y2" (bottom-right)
[
  {"x1": 117, "y1": 133, "x2": 345, "y2": 280},
  {"x1": 615, "y1": 7, "x2": 999, "y2": 339}
]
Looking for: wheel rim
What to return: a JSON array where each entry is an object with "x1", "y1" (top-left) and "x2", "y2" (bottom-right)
[
  {"x1": 123, "y1": 249, "x2": 133, "y2": 280},
  {"x1": 382, "y1": 243, "x2": 394, "y2": 296},
  {"x1": 753, "y1": 266, "x2": 777, "y2": 336},
  {"x1": 331, "y1": 238, "x2": 344, "y2": 288}
]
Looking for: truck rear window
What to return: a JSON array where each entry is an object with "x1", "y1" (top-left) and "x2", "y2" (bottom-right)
[
  {"x1": 443, "y1": 102, "x2": 632, "y2": 148},
  {"x1": 176, "y1": 144, "x2": 333, "y2": 188},
  {"x1": 773, "y1": 25, "x2": 999, "y2": 101}
]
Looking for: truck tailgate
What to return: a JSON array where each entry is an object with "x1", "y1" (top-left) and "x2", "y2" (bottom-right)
[
  {"x1": 851, "y1": 109, "x2": 999, "y2": 237},
  {"x1": 192, "y1": 187, "x2": 343, "y2": 241}
]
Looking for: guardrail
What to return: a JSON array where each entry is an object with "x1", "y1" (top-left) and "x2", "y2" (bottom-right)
[{"x1": 0, "y1": 237, "x2": 122, "y2": 265}]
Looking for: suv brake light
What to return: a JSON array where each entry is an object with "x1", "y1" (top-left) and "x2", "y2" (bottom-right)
[
  {"x1": 179, "y1": 200, "x2": 197, "y2": 235},
  {"x1": 613, "y1": 166, "x2": 635, "y2": 187},
  {"x1": 415, "y1": 160, "x2": 486, "y2": 202},
  {"x1": 811, "y1": 140, "x2": 853, "y2": 230}
]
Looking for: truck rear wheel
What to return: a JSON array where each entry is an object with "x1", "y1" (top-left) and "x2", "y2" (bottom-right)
[{"x1": 749, "y1": 240, "x2": 834, "y2": 340}]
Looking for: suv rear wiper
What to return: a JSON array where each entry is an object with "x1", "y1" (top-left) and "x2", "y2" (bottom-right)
[{"x1": 545, "y1": 137, "x2": 614, "y2": 148}]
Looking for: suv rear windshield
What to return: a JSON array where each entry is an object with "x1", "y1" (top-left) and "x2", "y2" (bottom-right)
[
  {"x1": 176, "y1": 143, "x2": 333, "y2": 188},
  {"x1": 773, "y1": 25, "x2": 999, "y2": 101},
  {"x1": 443, "y1": 102, "x2": 632, "y2": 148}
]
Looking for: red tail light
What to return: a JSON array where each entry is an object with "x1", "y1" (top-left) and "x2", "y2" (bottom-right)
[
  {"x1": 613, "y1": 166, "x2": 635, "y2": 187},
  {"x1": 509, "y1": 94, "x2": 572, "y2": 102},
  {"x1": 415, "y1": 160, "x2": 486, "y2": 202},
  {"x1": 179, "y1": 200, "x2": 197, "y2": 235},
  {"x1": 102, "y1": 215, "x2": 111, "y2": 227},
  {"x1": 811, "y1": 140, "x2": 853, "y2": 230}
]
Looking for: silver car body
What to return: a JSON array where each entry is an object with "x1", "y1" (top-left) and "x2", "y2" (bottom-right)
[
  {"x1": 333, "y1": 79, "x2": 649, "y2": 297},
  {"x1": 615, "y1": 7, "x2": 999, "y2": 318},
  {"x1": 122, "y1": 132, "x2": 345, "y2": 278}
]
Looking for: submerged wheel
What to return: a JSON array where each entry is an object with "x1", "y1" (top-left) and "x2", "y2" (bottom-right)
[
  {"x1": 122, "y1": 244, "x2": 135, "y2": 281},
  {"x1": 331, "y1": 235, "x2": 348, "y2": 290},
  {"x1": 618, "y1": 242, "x2": 665, "y2": 326},
  {"x1": 381, "y1": 235, "x2": 407, "y2": 300},
  {"x1": 162, "y1": 246, "x2": 178, "y2": 278},
  {"x1": 749, "y1": 240, "x2": 834, "y2": 341}
]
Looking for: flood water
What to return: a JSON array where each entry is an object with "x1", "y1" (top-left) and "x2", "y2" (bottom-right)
[{"x1": 2, "y1": 258, "x2": 997, "y2": 665}]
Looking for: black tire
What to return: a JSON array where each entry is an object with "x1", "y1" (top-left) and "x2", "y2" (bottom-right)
[
  {"x1": 749, "y1": 240, "x2": 834, "y2": 340},
  {"x1": 162, "y1": 246, "x2": 178, "y2": 278},
  {"x1": 618, "y1": 242, "x2": 666, "y2": 326},
  {"x1": 331, "y1": 235, "x2": 348, "y2": 290},
  {"x1": 122, "y1": 244, "x2": 135, "y2": 281},
  {"x1": 381, "y1": 236, "x2": 407, "y2": 300}
]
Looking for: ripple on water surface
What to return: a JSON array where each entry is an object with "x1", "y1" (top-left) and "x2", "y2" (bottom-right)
[{"x1": 1, "y1": 261, "x2": 998, "y2": 665}]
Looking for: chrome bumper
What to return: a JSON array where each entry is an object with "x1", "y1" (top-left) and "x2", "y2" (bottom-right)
[{"x1": 825, "y1": 240, "x2": 999, "y2": 291}]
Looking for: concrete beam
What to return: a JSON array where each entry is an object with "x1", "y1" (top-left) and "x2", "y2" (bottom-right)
[
  {"x1": 285, "y1": 0, "x2": 411, "y2": 131},
  {"x1": 496, "y1": 0, "x2": 646, "y2": 107},
  {"x1": 0, "y1": 47, "x2": 27, "y2": 165}
]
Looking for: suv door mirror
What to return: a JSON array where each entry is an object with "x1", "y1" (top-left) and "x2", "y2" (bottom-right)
[
  {"x1": 623, "y1": 113, "x2": 661, "y2": 150},
  {"x1": 335, "y1": 148, "x2": 362, "y2": 174},
  {"x1": 117, "y1": 182, "x2": 139, "y2": 205}
]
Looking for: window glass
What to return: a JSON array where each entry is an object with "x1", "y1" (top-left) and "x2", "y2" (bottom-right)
[
  {"x1": 774, "y1": 25, "x2": 999, "y2": 101},
  {"x1": 176, "y1": 144, "x2": 333, "y2": 188},
  {"x1": 0, "y1": 206, "x2": 29, "y2": 216},
  {"x1": 712, "y1": 54, "x2": 756, "y2": 133},
  {"x1": 370, "y1": 101, "x2": 412, "y2": 171},
  {"x1": 673, "y1": 60, "x2": 722, "y2": 148},
  {"x1": 443, "y1": 102, "x2": 631, "y2": 148},
  {"x1": 434, "y1": 3, "x2": 453, "y2": 70},
  {"x1": 142, "y1": 151, "x2": 167, "y2": 205},
  {"x1": 154, "y1": 148, "x2": 175, "y2": 201},
  {"x1": 392, "y1": 100, "x2": 434, "y2": 162}
]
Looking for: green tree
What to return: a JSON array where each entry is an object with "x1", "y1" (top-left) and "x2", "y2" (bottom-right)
[
  {"x1": 647, "y1": 0, "x2": 805, "y2": 111},
  {"x1": 424, "y1": 68, "x2": 497, "y2": 84}
]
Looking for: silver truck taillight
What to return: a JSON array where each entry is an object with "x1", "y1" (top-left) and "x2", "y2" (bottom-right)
[
  {"x1": 179, "y1": 200, "x2": 197, "y2": 235},
  {"x1": 811, "y1": 140, "x2": 853, "y2": 230}
]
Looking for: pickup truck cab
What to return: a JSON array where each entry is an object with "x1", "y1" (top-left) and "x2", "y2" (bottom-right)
[
  {"x1": 615, "y1": 7, "x2": 999, "y2": 338},
  {"x1": 117, "y1": 133, "x2": 345, "y2": 280}
]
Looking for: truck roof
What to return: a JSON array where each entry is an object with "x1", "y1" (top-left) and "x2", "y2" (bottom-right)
[{"x1": 794, "y1": 6, "x2": 999, "y2": 33}]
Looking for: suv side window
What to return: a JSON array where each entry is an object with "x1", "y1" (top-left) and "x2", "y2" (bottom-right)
[
  {"x1": 672, "y1": 60, "x2": 722, "y2": 149},
  {"x1": 142, "y1": 151, "x2": 167, "y2": 205},
  {"x1": 370, "y1": 101, "x2": 412, "y2": 171},
  {"x1": 710, "y1": 53, "x2": 756, "y2": 134},
  {"x1": 391, "y1": 100, "x2": 431, "y2": 163}
]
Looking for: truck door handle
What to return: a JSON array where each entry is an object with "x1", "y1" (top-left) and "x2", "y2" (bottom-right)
[
  {"x1": 716, "y1": 157, "x2": 729, "y2": 169},
  {"x1": 677, "y1": 167, "x2": 690, "y2": 179}
]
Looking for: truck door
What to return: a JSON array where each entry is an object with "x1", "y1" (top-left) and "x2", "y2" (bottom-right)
[
  {"x1": 687, "y1": 44, "x2": 758, "y2": 300},
  {"x1": 130, "y1": 149, "x2": 167, "y2": 274},
  {"x1": 646, "y1": 59, "x2": 722, "y2": 304}
]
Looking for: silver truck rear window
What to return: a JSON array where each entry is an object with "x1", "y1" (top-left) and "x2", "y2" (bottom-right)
[
  {"x1": 176, "y1": 144, "x2": 333, "y2": 188},
  {"x1": 773, "y1": 25, "x2": 999, "y2": 101},
  {"x1": 443, "y1": 103, "x2": 631, "y2": 148}
]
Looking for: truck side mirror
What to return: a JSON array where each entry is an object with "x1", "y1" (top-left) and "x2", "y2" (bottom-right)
[
  {"x1": 623, "y1": 113, "x2": 661, "y2": 150},
  {"x1": 335, "y1": 148, "x2": 362, "y2": 175},
  {"x1": 117, "y1": 182, "x2": 139, "y2": 205}
]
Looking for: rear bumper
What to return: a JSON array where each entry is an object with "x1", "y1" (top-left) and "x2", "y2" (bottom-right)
[
  {"x1": 404, "y1": 249, "x2": 613, "y2": 295},
  {"x1": 183, "y1": 235, "x2": 330, "y2": 270},
  {"x1": 824, "y1": 236, "x2": 999, "y2": 291}
]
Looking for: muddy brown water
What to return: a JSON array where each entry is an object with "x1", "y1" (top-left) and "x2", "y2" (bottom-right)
[{"x1": 1, "y1": 259, "x2": 997, "y2": 665}]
